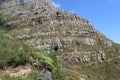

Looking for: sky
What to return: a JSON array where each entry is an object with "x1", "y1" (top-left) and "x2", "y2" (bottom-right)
[{"x1": 26, "y1": 0, "x2": 120, "y2": 44}]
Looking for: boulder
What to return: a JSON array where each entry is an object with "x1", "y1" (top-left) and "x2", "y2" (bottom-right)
[{"x1": 37, "y1": 68, "x2": 52, "y2": 80}]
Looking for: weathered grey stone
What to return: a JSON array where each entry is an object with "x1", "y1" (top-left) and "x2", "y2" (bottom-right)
[
  {"x1": 83, "y1": 38, "x2": 96, "y2": 45},
  {"x1": 37, "y1": 69, "x2": 52, "y2": 80},
  {"x1": 0, "y1": 0, "x2": 24, "y2": 7},
  {"x1": 34, "y1": 0, "x2": 55, "y2": 14},
  {"x1": 62, "y1": 50, "x2": 106, "y2": 64},
  {"x1": 103, "y1": 40, "x2": 112, "y2": 47}
]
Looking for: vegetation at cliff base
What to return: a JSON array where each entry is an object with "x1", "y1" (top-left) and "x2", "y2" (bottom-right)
[{"x1": 0, "y1": 32, "x2": 33, "y2": 69}]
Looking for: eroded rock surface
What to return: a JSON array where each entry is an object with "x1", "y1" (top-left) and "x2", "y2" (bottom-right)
[
  {"x1": 0, "y1": 0, "x2": 24, "y2": 7},
  {"x1": 0, "y1": 0, "x2": 117, "y2": 67},
  {"x1": 1, "y1": 0, "x2": 120, "y2": 80}
]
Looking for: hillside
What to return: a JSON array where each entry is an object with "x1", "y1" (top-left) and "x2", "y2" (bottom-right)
[{"x1": 0, "y1": 0, "x2": 120, "y2": 80}]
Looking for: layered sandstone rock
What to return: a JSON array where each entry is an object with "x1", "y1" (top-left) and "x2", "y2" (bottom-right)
[
  {"x1": 0, "y1": 0, "x2": 24, "y2": 7},
  {"x1": 0, "y1": 0, "x2": 118, "y2": 67}
]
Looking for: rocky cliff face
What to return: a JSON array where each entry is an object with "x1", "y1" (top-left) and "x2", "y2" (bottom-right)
[
  {"x1": 0, "y1": 0, "x2": 24, "y2": 7},
  {"x1": 0, "y1": 0, "x2": 120, "y2": 80},
  {"x1": 34, "y1": 0, "x2": 55, "y2": 12}
]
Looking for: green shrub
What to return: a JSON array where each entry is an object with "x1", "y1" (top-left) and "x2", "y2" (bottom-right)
[
  {"x1": 33, "y1": 52, "x2": 56, "y2": 72},
  {"x1": 0, "y1": 33, "x2": 34, "y2": 69},
  {"x1": 27, "y1": 68, "x2": 39, "y2": 80},
  {"x1": 49, "y1": 53, "x2": 66, "y2": 80},
  {"x1": 0, "y1": 15, "x2": 13, "y2": 31},
  {"x1": 1, "y1": 74, "x2": 25, "y2": 80}
]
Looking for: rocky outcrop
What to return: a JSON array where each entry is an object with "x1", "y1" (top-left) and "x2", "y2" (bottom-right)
[
  {"x1": 0, "y1": 0, "x2": 24, "y2": 7},
  {"x1": 1, "y1": 0, "x2": 115, "y2": 65},
  {"x1": 62, "y1": 50, "x2": 106, "y2": 64},
  {"x1": 37, "y1": 68, "x2": 52, "y2": 80},
  {"x1": 1, "y1": 0, "x2": 120, "y2": 80},
  {"x1": 103, "y1": 40, "x2": 112, "y2": 47},
  {"x1": 34, "y1": 0, "x2": 55, "y2": 14}
]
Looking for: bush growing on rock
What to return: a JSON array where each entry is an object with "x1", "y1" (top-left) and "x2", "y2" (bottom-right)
[{"x1": 33, "y1": 52, "x2": 56, "y2": 72}]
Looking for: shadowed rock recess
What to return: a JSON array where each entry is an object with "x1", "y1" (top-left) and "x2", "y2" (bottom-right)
[{"x1": 0, "y1": 0, "x2": 120, "y2": 80}]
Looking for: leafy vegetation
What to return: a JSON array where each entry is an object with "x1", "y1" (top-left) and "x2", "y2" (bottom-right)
[
  {"x1": 1, "y1": 75, "x2": 25, "y2": 80},
  {"x1": 0, "y1": 32, "x2": 64, "y2": 79},
  {"x1": 33, "y1": 52, "x2": 56, "y2": 72},
  {"x1": 0, "y1": 32, "x2": 34, "y2": 69},
  {"x1": 0, "y1": 15, "x2": 12, "y2": 31},
  {"x1": 49, "y1": 53, "x2": 66, "y2": 80},
  {"x1": 0, "y1": 26, "x2": 64, "y2": 80},
  {"x1": 78, "y1": 59, "x2": 120, "y2": 80},
  {"x1": 33, "y1": 52, "x2": 66, "y2": 80}
]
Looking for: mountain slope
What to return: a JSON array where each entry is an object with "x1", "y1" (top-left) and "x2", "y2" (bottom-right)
[{"x1": 0, "y1": 0, "x2": 120, "y2": 80}]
